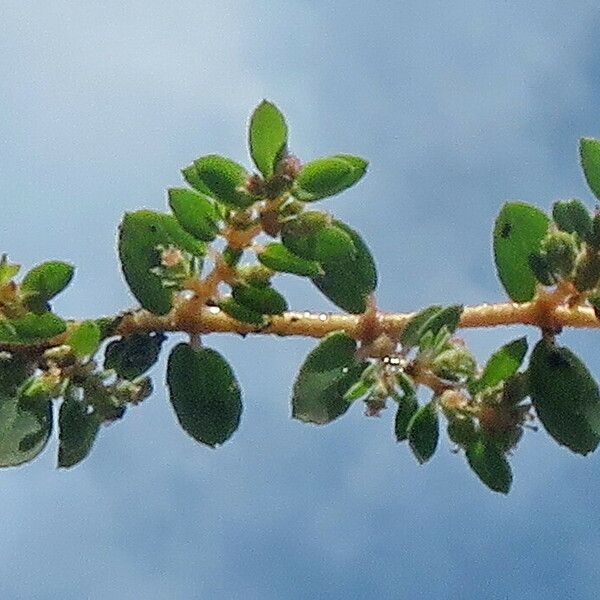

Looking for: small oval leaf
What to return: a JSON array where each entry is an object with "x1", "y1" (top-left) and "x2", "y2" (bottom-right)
[
  {"x1": 407, "y1": 402, "x2": 439, "y2": 463},
  {"x1": 473, "y1": 337, "x2": 528, "y2": 393},
  {"x1": 67, "y1": 321, "x2": 101, "y2": 358},
  {"x1": 249, "y1": 100, "x2": 288, "y2": 178},
  {"x1": 167, "y1": 343, "x2": 243, "y2": 447},
  {"x1": 292, "y1": 155, "x2": 367, "y2": 202},
  {"x1": 104, "y1": 333, "x2": 165, "y2": 380},
  {"x1": 58, "y1": 399, "x2": 100, "y2": 468},
  {"x1": 232, "y1": 284, "x2": 288, "y2": 315},
  {"x1": 466, "y1": 436, "x2": 512, "y2": 494},
  {"x1": 311, "y1": 220, "x2": 377, "y2": 314},
  {"x1": 292, "y1": 331, "x2": 368, "y2": 425},
  {"x1": 193, "y1": 155, "x2": 256, "y2": 209},
  {"x1": 493, "y1": 202, "x2": 550, "y2": 302},
  {"x1": 529, "y1": 339, "x2": 600, "y2": 454},
  {"x1": 21, "y1": 261, "x2": 74, "y2": 302},
  {"x1": 257, "y1": 243, "x2": 323, "y2": 277},
  {"x1": 168, "y1": 188, "x2": 220, "y2": 242}
]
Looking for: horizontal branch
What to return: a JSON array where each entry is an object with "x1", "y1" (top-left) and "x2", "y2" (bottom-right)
[{"x1": 116, "y1": 298, "x2": 600, "y2": 340}]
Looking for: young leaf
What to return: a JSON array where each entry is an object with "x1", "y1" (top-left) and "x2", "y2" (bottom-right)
[
  {"x1": 407, "y1": 401, "x2": 439, "y2": 463},
  {"x1": 118, "y1": 210, "x2": 176, "y2": 315},
  {"x1": 0, "y1": 257, "x2": 20, "y2": 286},
  {"x1": 168, "y1": 188, "x2": 220, "y2": 242},
  {"x1": 257, "y1": 243, "x2": 323, "y2": 277},
  {"x1": 292, "y1": 331, "x2": 368, "y2": 424},
  {"x1": 167, "y1": 343, "x2": 243, "y2": 447},
  {"x1": 465, "y1": 437, "x2": 512, "y2": 494},
  {"x1": 580, "y1": 138, "x2": 600, "y2": 200},
  {"x1": 58, "y1": 399, "x2": 100, "y2": 468},
  {"x1": 193, "y1": 155, "x2": 256, "y2": 209},
  {"x1": 312, "y1": 220, "x2": 377, "y2": 314},
  {"x1": 399, "y1": 305, "x2": 463, "y2": 348},
  {"x1": 493, "y1": 202, "x2": 550, "y2": 302},
  {"x1": 21, "y1": 261, "x2": 74, "y2": 302},
  {"x1": 232, "y1": 284, "x2": 288, "y2": 315},
  {"x1": 104, "y1": 333, "x2": 165, "y2": 380},
  {"x1": 292, "y1": 155, "x2": 367, "y2": 202},
  {"x1": 66, "y1": 321, "x2": 101, "y2": 358},
  {"x1": 552, "y1": 198, "x2": 592, "y2": 239},
  {"x1": 249, "y1": 100, "x2": 288, "y2": 178},
  {"x1": 473, "y1": 337, "x2": 528, "y2": 393},
  {"x1": 529, "y1": 338, "x2": 600, "y2": 454},
  {"x1": 394, "y1": 393, "x2": 418, "y2": 442},
  {"x1": 161, "y1": 214, "x2": 207, "y2": 257},
  {"x1": 181, "y1": 164, "x2": 213, "y2": 195},
  {"x1": 0, "y1": 394, "x2": 52, "y2": 467}
]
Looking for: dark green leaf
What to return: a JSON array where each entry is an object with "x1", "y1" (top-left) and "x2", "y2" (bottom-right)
[
  {"x1": 292, "y1": 331, "x2": 368, "y2": 424},
  {"x1": 118, "y1": 211, "x2": 175, "y2": 315},
  {"x1": 66, "y1": 321, "x2": 101, "y2": 358},
  {"x1": 167, "y1": 343, "x2": 242, "y2": 447},
  {"x1": 104, "y1": 333, "x2": 165, "y2": 380},
  {"x1": 168, "y1": 188, "x2": 220, "y2": 242},
  {"x1": 573, "y1": 251, "x2": 600, "y2": 292},
  {"x1": 292, "y1": 155, "x2": 367, "y2": 202},
  {"x1": 257, "y1": 243, "x2": 323, "y2": 277},
  {"x1": 21, "y1": 261, "x2": 74, "y2": 302},
  {"x1": 552, "y1": 198, "x2": 592, "y2": 239},
  {"x1": 527, "y1": 252, "x2": 555, "y2": 286},
  {"x1": 394, "y1": 393, "x2": 418, "y2": 442},
  {"x1": 580, "y1": 138, "x2": 600, "y2": 200},
  {"x1": 473, "y1": 337, "x2": 528, "y2": 393},
  {"x1": 312, "y1": 220, "x2": 377, "y2": 314},
  {"x1": 193, "y1": 155, "x2": 256, "y2": 209},
  {"x1": 407, "y1": 401, "x2": 439, "y2": 463},
  {"x1": 249, "y1": 100, "x2": 288, "y2": 178},
  {"x1": 493, "y1": 202, "x2": 550, "y2": 302},
  {"x1": 529, "y1": 339, "x2": 600, "y2": 454},
  {"x1": 0, "y1": 394, "x2": 52, "y2": 467},
  {"x1": 447, "y1": 417, "x2": 478, "y2": 448},
  {"x1": 466, "y1": 437, "x2": 512, "y2": 494},
  {"x1": 58, "y1": 399, "x2": 100, "y2": 468},
  {"x1": 232, "y1": 284, "x2": 288, "y2": 315},
  {"x1": 0, "y1": 355, "x2": 31, "y2": 396},
  {"x1": 218, "y1": 297, "x2": 266, "y2": 326}
]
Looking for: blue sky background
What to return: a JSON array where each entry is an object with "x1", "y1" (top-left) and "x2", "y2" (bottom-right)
[{"x1": 2, "y1": 2, "x2": 600, "y2": 598}]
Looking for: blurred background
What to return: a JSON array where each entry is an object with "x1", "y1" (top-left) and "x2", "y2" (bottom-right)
[{"x1": 2, "y1": 2, "x2": 600, "y2": 598}]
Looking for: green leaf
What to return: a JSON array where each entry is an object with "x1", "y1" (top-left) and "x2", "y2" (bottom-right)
[
  {"x1": 529, "y1": 339, "x2": 600, "y2": 454},
  {"x1": 193, "y1": 155, "x2": 256, "y2": 209},
  {"x1": 0, "y1": 355, "x2": 31, "y2": 396},
  {"x1": 257, "y1": 243, "x2": 323, "y2": 277},
  {"x1": 21, "y1": 261, "x2": 74, "y2": 302},
  {"x1": 181, "y1": 164, "x2": 213, "y2": 195},
  {"x1": 167, "y1": 343, "x2": 243, "y2": 447},
  {"x1": 249, "y1": 100, "x2": 288, "y2": 178},
  {"x1": 281, "y1": 213, "x2": 356, "y2": 262},
  {"x1": 399, "y1": 305, "x2": 463, "y2": 348},
  {"x1": 104, "y1": 332, "x2": 165, "y2": 380},
  {"x1": 0, "y1": 394, "x2": 52, "y2": 467},
  {"x1": 218, "y1": 297, "x2": 266, "y2": 326},
  {"x1": 66, "y1": 321, "x2": 101, "y2": 358},
  {"x1": 0, "y1": 312, "x2": 67, "y2": 344},
  {"x1": 407, "y1": 401, "x2": 439, "y2": 463},
  {"x1": 161, "y1": 214, "x2": 207, "y2": 257},
  {"x1": 552, "y1": 198, "x2": 592, "y2": 239},
  {"x1": 292, "y1": 331, "x2": 368, "y2": 425},
  {"x1": 292, "y1": 155, "x2": 368, "y2": 202},
  {"x1": 394, "y1": 393, "x2": 418, "y2": 442},
  {"x1": 312, "y1": 220, "x2": 377, "y2": 314},
  {"x1": 118, "y1": 210, "x2": 175, "y2": 315},
  {"x1": 58, "y1": 398, "x2": 100, "y2": 468},
  {"x1": 447, "y1": 417, "x2": 478, "y2": 448},
  {"x1": 232, "y1": 284, "x2": 288, "y2": 315},
  {"x1": 580, "y1": 138, "x2": 600, "y2": 200},
  {"x1": 466, "y1": 436, "x2": 512, "y2": 494},
  {"x1": 473, "y1": 337, "x2": 528, "y2": 393},
  {"x1": 493, "y1": 202, "x2": 550, "y2": 302},
  {"x1": 168, "y1": 188, "x2": 220, "y2": 242}
]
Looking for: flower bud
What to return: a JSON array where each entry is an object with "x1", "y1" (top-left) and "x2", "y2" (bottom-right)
[
  {"x1": 540, "y1": 231, "x2": 577, "y2": 279},
  {"x1": 574, "y1": 251, "x2": 600, "y2": 291},
  {"x1": 432, "y1": 347, "x2": 476, "y2": 382}
]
